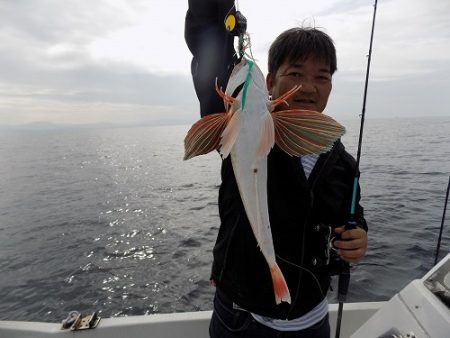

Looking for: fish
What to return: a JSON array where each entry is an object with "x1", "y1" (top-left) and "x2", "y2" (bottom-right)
[{"x1": 184, "y1": 57, "x2": 345, "y2": 304}]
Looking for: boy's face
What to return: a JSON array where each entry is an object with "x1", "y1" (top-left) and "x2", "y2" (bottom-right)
[{"x1": 266, "y1": 55, "x2": 332, "y2": 113}]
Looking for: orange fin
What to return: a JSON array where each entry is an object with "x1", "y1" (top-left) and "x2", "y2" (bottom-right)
[
  {"x1": 184, "y1": 113, "x2": 229, "y2": 160},
  {"x1": 220, "y1": 109, "x2": 242, "y2": 159},
  {"x1": 272, "y1": 109, "x2": 346, "y2": 156},
  {"x1": 269, "y1": 264, "x2": 291, "y2": 304},
  {"x1": 256, "y1": 113, "x2": 275, "y2": 160},
  {"x1": 270, "y1": 85, "x2": 301, "y2": 111}
]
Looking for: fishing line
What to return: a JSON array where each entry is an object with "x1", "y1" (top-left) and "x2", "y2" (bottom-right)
[
  {"x1": 434, "y1": 176, "x2": 450, "y2": 266},
  {"x1": 224, "y1": 3, "x2": 236, "y2": 28},
  {"x1": 335, "y1": 1, "x2": 378, "y2": 338},
  {"x1": 276, "y1": 254, "x2": 326, "y2": 298}
]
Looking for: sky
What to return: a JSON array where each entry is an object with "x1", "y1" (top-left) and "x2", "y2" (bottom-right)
[{"x1": 0, "y1": 0, "x2": 449, "y2": 128}]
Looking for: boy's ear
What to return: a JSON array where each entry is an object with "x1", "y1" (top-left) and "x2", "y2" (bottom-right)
[{"x1": 266, "y1": 72, "x2": 274, "y2": 95}]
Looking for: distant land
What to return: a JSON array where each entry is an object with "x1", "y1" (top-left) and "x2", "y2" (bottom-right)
[
  {"x1": 0, "y1": 120, "x2": 192, "y2": 131},
  {"x1": 1, "y1": 115, "x2": 449, "y2": 132}
]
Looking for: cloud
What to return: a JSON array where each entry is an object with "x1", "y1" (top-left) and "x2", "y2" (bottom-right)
[
  {"x1": 1, "y1": 0, "x2": 450, "y2": 127},
  {"x1": 0, "y1": 0, "x2": 199, "y2": 127},
  {"x1": 0, "y1": 56, "x2": 198, "y2": 126},
  {"x1": 0, "y1": 50, "x2": 194, "y2": 106},
  {"x1": 0, "y1": 44, "x2": 199, "y2": 126},
  {"x1": 0, "y1": 0, "x2": 134, "y2": 44},
  {"x1": 328, "y1": 64, "x2": 450, "y2": 119}
]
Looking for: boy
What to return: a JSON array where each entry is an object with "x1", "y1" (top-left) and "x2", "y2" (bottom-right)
[{"x1": 185, "y1": 1, "x2": 368, "y2": 336}]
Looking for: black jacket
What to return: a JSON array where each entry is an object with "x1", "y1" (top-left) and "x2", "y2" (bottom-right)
[{"x1": 185, "y1": 0, "x2": 367, "y2": 320}]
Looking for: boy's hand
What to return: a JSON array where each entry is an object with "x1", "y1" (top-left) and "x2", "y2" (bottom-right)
[{"x1": 333, "y1": 226, "x2": 368, "y2": 263}]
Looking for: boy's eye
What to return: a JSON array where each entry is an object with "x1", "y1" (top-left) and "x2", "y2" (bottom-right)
[
  {"x1": 282, "y1": 71, "x2": 331, "y2": 82},
  {"x1": 317, "y1": 75, "x2": 331, "y2": 81}
]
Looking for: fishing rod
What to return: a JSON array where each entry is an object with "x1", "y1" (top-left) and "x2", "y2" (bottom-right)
[
  {"x1": 434, "y1": 176, "x2": 450, "y2": 266},
  {"x1": 335, "y1": 1, "x2": 378, "y2": 337}
]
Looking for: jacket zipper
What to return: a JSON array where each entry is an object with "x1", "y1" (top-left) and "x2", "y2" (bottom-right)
[{"x1": 286, "y1": 145, "x2": 337, "y2": 319}]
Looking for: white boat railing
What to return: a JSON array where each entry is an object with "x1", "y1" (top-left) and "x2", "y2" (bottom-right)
[{"x1": 0, "y1": 302, "x2": 384, "y2": 338}]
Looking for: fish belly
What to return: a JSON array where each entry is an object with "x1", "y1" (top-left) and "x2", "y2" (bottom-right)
[{"x1": 230, "y1": 118, "x2": 276, "y2": 264}]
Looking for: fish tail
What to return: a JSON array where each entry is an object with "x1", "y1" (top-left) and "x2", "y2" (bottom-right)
[{"x1": 269, "y1": 264, "x2": 291, "y2": 304}]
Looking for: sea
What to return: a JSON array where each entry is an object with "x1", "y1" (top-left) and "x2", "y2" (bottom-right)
[{"x1": 0, "y1": 116, "x2": 449, "y2": 322}]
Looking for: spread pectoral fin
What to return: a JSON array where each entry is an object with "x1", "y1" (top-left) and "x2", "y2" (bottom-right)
[
  {"x1": 184, "y1": 112, "x2": 229, "y2": 160},
  {"x1": 272, "y1": 109, "x2": 346, "y2": 156}
]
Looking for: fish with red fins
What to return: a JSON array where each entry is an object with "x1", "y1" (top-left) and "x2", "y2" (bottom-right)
[{"x1": 184, "y1": 57, "x2": 345, "y2": 304}]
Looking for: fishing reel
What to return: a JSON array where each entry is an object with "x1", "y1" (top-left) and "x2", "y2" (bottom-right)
[
  {"x1": 224, "y1": 9, "x2": 248, "y2": 59},
  {"x1": 224, "y1": 10, "x2": 247, "y2": 36},
  {"x1": 312, "y1": 224, "x2": 339, "y2": 274},
  {"x1": 313, "y1": 222, "x2": 359, "y2": 275}
]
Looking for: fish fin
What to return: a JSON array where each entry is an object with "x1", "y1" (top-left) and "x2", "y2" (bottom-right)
[
  {"x1": 220, "y1": 109, "x2": 242, "y2": 159},
  {"x1": 272, "y1": 109, "x2": 346, "y2": 156},
  {"x1": 269, "y1": 85, "x2": 301, "y2": 111},
  {"x1": 184, "y1": 113, "x2": 229, "y2": 160},
  {"x1": 256, "y1": 113, "x2": 275, "y2": 160},
  {"x1": 269, "y1": 264, "x2": 291, "y2": 304}
]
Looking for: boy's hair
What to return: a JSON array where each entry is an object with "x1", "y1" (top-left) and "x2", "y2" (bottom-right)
[{"x1": 268, "y1": 27, "x2": 337, "y2": 76}]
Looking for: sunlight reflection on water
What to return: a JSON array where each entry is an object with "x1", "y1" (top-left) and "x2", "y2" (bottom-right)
[{"x1": 0, "y1": 118, "x2": 449, "y2": 321}]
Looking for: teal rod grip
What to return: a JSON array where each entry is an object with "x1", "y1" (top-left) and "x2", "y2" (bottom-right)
[{"x1": 350, "y1": 177, "x2": 359, "y2": 215}]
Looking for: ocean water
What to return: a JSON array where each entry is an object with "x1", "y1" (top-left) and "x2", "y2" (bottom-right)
[{"x1": 0, "y1": 116, "x2": 449, "y2": 322}]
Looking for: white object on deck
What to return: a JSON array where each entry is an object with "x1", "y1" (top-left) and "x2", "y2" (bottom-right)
[{"x1": 351, "y1": 252, "x2": 450, "y2": 338}]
